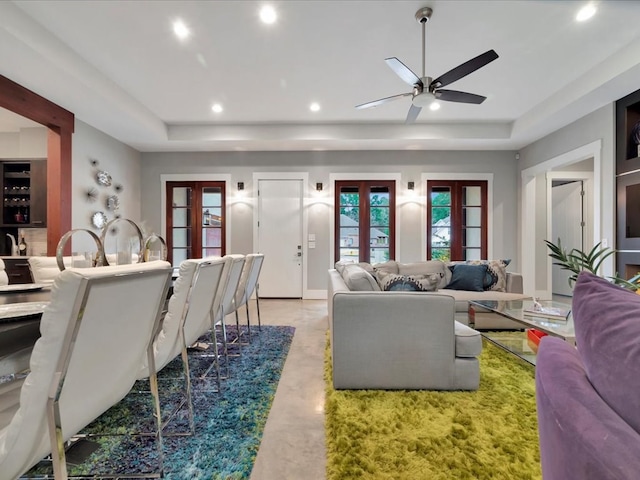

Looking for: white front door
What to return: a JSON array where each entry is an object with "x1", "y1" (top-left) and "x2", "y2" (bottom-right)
[
  {"x1": 552, "y1": 181, "x2": 584, "y2": 297},
  {"x1": 257, "y1": 179, "x2": 303, "y2": 298}
]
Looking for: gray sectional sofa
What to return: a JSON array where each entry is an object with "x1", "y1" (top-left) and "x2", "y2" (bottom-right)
[{"x1": 327, "y1": 259, "x2": 527, "y2": 390}]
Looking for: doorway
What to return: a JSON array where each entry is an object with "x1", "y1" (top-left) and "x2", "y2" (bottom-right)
[
  {"x1": 551, "y1": 180, "x2": 584, "y2": 297},
  {"x1": 256, "y1": 177, "x2": 304, "y2": 298}
]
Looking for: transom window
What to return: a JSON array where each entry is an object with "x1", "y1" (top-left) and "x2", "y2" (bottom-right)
[{"x1": 335, "y1": 180, "x2": 395, "y2": 263}]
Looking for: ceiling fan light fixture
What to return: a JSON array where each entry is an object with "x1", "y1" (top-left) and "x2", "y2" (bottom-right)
[
  {"x1": 429, "y1": 101, "x2": 440, "y2": 111},
  {"x1": 412, "y1": 91, "x2": 435, "y2": 108}
]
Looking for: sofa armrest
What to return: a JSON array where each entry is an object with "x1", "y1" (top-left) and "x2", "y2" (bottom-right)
[
  {"x1": 536, "y1": 337, "x2": 640, "y2": 479},
  {"x1": 506, "y1": 272, "x2": 523, "y2": 293},
  {"x1": 331, "y1": 291, "x2": 457, "y2": 389}
]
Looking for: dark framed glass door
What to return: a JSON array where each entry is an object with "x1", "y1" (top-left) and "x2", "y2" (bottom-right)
[{"x1": 166, "y1": 181, "x2": 226, "y2": 264}]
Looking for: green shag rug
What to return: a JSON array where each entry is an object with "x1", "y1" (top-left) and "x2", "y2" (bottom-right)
[{"x1": 324, "y1": 337, "x2": 540, "y2": 480}]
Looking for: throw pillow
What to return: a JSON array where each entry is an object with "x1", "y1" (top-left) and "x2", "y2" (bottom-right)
[
  {"x1": 398, "y1": 260, "x2": 449, "y2": 289},
  {"x1": 444, "y1": 264, "x2": 488, "y2": 292},
  {"x1": 447, "y1": 259, "x2": 511, "y2": 292},
  {"x1": 341, "y1": 264, "x2": 380, "y2": 291},
  {"x1": 376, "y1": 272, "x2": 440, "y2": 292},
  {"x1": 572, "y1": 271, "x2": 640, "y2": 434}
]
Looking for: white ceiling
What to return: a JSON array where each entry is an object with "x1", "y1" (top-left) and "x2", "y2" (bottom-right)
[{"x1": 2, "y1": 0, "x2": 640, "y2": 153}]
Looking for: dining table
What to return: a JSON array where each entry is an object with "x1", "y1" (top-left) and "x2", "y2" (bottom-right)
[{"x1": 0, "y1": 284, "x2": 51, "y2": 373}]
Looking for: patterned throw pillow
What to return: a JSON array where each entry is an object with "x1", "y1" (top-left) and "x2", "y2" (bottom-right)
[
  {"x1": 447, "y1": 259, "x2": 511, "y2": 292},
  {"x1": 375, "y1": 271, "x2": 440, "y2": 292}
]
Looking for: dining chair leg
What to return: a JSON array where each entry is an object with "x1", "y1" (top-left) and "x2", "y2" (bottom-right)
[
  {"x1": 245, "y1": 302, "x2": 252, "y2": 343},
  {"x1": 255, "y1": 284, "x2": 262, "y2": 332}
]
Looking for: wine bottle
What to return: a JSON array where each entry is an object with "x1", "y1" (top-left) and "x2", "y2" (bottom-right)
[{"x1": 18, "y1": 235, "x2": 27, "y2": 256}]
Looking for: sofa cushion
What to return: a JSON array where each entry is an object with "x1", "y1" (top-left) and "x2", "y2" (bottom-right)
[
  {"x1": 376, "y1": 272, "x2": 440, "y2": 291},
  {"x1": 445, "y1": 264, "x2": 487, "y2": 292},
  {"x1": 572, "y1": 271, "x2": 640, "y2": 434},
  {"x1": 398, "y1": 260, "x2": 449, "y2": 289},
  {"x1": 454, "y1": 321, "x2": 482, "y2": 357},
  {"x1": 341, "y1": 264, "x2": 380, "y2": 291}
]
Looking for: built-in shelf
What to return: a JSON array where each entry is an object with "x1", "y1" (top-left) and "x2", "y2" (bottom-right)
[{"x1": 0, "y1": 159, "x2": 47, "y2": 228}]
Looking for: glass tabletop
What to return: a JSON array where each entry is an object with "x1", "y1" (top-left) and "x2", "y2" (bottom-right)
[{"x1": 471, "y1": 299, "x2": 575, "y2": 343}]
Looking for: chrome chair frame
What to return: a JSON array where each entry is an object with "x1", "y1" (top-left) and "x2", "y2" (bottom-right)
[{"x1": 46, "y1": 268, "x2": 172, "y2": 479}]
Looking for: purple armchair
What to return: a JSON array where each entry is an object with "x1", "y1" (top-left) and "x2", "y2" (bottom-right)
[{"x1": 535, "y1": 272, "x2": 640, "y2": 479}]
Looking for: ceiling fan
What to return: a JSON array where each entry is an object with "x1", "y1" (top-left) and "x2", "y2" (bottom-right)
[{"x1": 356, "y1": 7, "x2": 499, "y2": 124}]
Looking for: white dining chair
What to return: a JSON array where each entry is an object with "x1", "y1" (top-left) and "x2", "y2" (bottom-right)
[
  {"x1": 0, "y1": 261, "x2": 172, "y2": 479},
  {"x1": 137, "y1": 256, "x2": 228, "y2": 433},
  {"x1": 233, "y1": 253, "x2": 265, "y2": 344}
]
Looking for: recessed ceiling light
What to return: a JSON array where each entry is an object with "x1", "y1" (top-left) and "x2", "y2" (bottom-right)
[
  {"x1": 429, "y1": 102, "x2": 440, "y2": 111},
  {"x1": 310, "y1": 102, "x2": 320, "y2": 112},
  {"x1": 576, "y1": 3, "x2": 596, "y2": 22},
  {"x1": 173, "y1": 20, "x2": 190, "y2": 40},
  {"x1": 212, "y1": 103, "x2": 223, "y2": 113},
  {"x1": 260, "y1": 5, "x2": 277, "y2": 24}
]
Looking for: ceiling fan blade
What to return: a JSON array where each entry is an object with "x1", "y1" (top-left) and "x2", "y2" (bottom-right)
[
  {"x1": 435, "y1": 89, "x2": 487, "y2": 104},
  {"x1": 430, "y1": 49, "x2": 499, "y2": 89},
  {"x1": 355, "y1": 92, "x2": 412, "y2": 110},
  {"x1": 405, "y1": 104, "x2": 422, "y2": 124},
  {"x1": 385, "y1": 57, "x2": 423, "y2": 87}
]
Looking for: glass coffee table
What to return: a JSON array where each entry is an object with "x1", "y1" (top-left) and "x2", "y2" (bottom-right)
[{"x1": 469, "y1": 299, "x2": 575, "y2": 365}]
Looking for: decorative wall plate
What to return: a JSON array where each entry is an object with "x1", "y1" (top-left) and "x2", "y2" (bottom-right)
[
  {"x1": 92, "y1": 211, "x2": 108, "y2": 229},
  {"x1": 106, "y1": 194, "x2": 120, "y2": 211},
  {"x1": 96, "y1": 170, "x2": 112, "y2": 187}
]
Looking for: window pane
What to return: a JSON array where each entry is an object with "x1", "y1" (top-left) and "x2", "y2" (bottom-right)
[
  {"x1": 369, "y1": 207, "x2": 389, "y2": 227},
  {"x1": 464, "y1": 248, "x2": 482, "y2": 261},
  {"x1": 431, "y1": 226, "x2": 450, "y2": 248},
  {"x1": 203, "y1": 248, "x2": 222, "y2": 257},
  {"x1": 339, "y1": 247, "x2": 359, "y2": 262},
  {"x1": 172, "y1": 227, "x2": 189, "y2": 247},
  {"x1": 339, "y1": 227, "x2": 358, "y2": 247},
  {"x1": 172, "y1": 207, "x2": 190, "y2": 228},
  {"x1": 463, "y1": 227, "x2": 481, "y2": 248},
  {"x1": 370, "y1": 191, "x2": 389, "y2": 206},
  {"x1": 431, "y1": 189, "x2": 451, "y2": 206},
  {"x1": 369, "y1": 227, "x2": 389, "y2": 246},
  {"x1": 340, "y1": 191, "x2": 359, "y2": 206},
  {"x1": 370, "y1": 247, "x2": 389, "y2": 263},
  {"x1": 203, "y1": 187, "x2": 222, "y2": 207},
  {"x1": 463, "y1": 207, "x2": 482, "y2": 227},
  {"x1": 339, "y1": 206, "x2": 359, "y2": 225},
  {"x1": 432, "y1": 248, "x2": 450, "y2": 262},
  {"x1": 202, "y1": 228, "x2": 222, "y2": 248},
  {"x1": 431, "y1": 207, "x2": 450, "y2": 226},
  {"x1": 463, "y1": 186, "x2": 482, "y2": 206},
  {"x1": 173, "y1": 248, "x2": 188, "y2": 265},
  {"x1": 172, "y1": 187, "x2": 191, "y2": 207}
]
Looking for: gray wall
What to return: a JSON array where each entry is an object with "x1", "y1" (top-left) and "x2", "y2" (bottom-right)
[
  {"x1": 517, "y1": 104, "x2": 616, "y2": 292},
  {"x1": 71, "y1": 120, "x2": 142, "y2": 251},
  {"x1": 141, "y1": 150, "x2": 519, "y2": 293}
]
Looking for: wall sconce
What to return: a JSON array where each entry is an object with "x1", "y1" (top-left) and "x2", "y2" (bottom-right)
[
  {"x1": 408, "y1": 181, "x2": 415, "y2": 190},
  {"x1": 316, "y1": 182, "x2": 323, "y2": 191},
  {"x1": 237, "y1": 182, "x2": 244, "y2": 191}
]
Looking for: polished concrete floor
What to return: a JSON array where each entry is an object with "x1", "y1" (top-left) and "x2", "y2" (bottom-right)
[{"x1": 246, "y1": 298, "x2": 328, "y2": 480}]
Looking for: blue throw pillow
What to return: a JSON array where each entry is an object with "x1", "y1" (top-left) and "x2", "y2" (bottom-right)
[{"x1": 445, "y1": 264, "x2": 487, "y2": 292}]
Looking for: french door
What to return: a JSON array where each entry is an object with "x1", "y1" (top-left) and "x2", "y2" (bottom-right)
[
  {"x1": 166, "y1": 181, "x2": 226, "y2": 265},
  {"x1": 427, "y1": 180, "x2": 487, "y2": 261},
  {"x1": 335, "y1": 180, "x2": 395, "y2": 263}
]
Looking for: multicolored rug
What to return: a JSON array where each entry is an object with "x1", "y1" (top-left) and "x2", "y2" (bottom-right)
[{"x1": 26, "y1": 325, "x2": 295, "y2": 479}]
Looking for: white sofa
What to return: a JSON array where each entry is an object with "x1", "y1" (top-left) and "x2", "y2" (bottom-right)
[{"x1": 330, "y1": 260, "x2": 527, "y2": 329}]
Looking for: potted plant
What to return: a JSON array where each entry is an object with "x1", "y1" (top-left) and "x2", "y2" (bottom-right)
[{"x1": 545, "y1": 238, "x2": 640, "y2": 292}]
